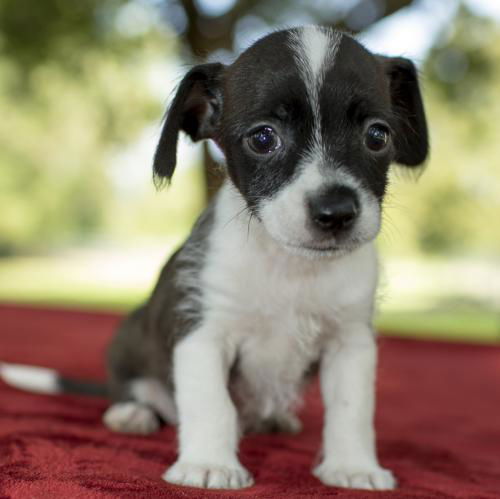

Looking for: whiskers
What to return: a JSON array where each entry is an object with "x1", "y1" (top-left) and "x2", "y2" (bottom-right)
[
  {"x1": 247, "y1": 211, "x2": 256, "y2": 242},
  {"x1": 222, "y1": 192, "x2": 266, "y2": 243},
  {"x1": 222, "y1": 204, "x2": 252, "y2": 229}
]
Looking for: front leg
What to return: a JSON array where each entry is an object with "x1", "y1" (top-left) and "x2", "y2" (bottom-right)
[
  {"x1": 313, "y1": 323, "x2": 395, "y2": 490},
  {"x1": 164, "y1": 329, "x2": 253, "y2": 489}
]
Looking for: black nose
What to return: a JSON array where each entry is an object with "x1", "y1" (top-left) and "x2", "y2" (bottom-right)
[{"x1": 308, "y1": 186, "x2": 360, "y2": 233}]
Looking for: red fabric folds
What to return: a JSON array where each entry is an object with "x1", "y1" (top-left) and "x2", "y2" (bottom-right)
[{"x1": 1, "y1": 304, "x2": 500, "y2": 498}]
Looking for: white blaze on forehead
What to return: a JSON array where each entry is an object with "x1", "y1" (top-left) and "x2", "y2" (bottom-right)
[
  {"x1": 301, "y1": 26, "x2": 331, "y2": 81},
  {"x1": 289, "y1": 26, "x2": 343, "y2": 155},
  {"x1": 289, "y1": 26, "x2": 339, "y2": 90}
]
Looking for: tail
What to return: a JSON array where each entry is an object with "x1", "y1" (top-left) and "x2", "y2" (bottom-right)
[{"x1": 0, "y1": 362, "x2": 107, "y2": 397}]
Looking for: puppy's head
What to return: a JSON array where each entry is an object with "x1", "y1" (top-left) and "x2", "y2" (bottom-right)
[{"x1": 154, "y1": 26, "x2": 428, "y2": 257}]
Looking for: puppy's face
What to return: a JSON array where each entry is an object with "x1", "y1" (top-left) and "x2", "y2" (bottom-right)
[{"x1": 154, "y1": 27, "x2": 428, "y2": 257}]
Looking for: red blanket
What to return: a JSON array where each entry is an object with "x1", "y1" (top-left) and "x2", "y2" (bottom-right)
[{"x1": 1, "y1": 304, "x2": 499, "y2": 498}]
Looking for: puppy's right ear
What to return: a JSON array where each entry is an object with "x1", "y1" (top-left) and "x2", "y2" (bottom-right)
[{"x1": 153, "y1": 63, "x2": 225, "y2": 185}]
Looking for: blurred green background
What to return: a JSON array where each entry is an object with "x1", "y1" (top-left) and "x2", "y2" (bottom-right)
[{"x1": 0, "y1": 0, "x2": 499, "y2": 343}]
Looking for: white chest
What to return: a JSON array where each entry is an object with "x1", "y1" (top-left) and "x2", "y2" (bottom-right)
[
  {"x1": 230, "y1": 307, "x2": 323, "y2": 421},
  {"x1": 197, "y1": 184, "x2": 379, "y2": 422}
]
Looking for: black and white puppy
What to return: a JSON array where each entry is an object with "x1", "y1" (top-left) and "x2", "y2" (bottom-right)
[
  {"x1": 101, "y1": 26, "x2": 428, "y2": 490},
  {"x1": 2, "y1": 26, "x2": 428, "y2": 491}
]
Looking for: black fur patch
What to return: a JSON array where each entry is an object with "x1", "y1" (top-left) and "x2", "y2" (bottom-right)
[
  {"x1": 220, "y1": 30, "x2": 315, "y2": 212},
  {"x1": 107, "y1": 203, "x2": 215, "y2": 399},
  {"x1": 219, "y1": 30, "x2": 426, "y2": 209}
]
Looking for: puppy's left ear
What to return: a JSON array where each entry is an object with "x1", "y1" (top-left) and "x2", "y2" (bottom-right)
[
  {"x1": 379, "y1": 56, "x2": 429, "y2": 167},
  {"x1": 153, "y1": 62, "x2": 225, "y2": 184}
]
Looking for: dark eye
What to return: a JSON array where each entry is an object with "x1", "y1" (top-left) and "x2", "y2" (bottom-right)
[
  {"x1": 365, "y1": 123, "x2": 390, "y2": 152},
  {"x1": 246, "y1": 126, "x2": 281, "y2": 155}
]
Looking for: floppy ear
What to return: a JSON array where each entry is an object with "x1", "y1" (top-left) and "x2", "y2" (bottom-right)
[
  {"x1": 153, "y1": 62, "x2": 225, "y2": 184},
  {"x1": 379, "y1": 56, "x2": 429, "y2": 167}
]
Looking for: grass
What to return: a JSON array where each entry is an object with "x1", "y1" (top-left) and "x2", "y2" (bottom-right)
[
  {"x1": 0, "y1": 245, "x2": 165, "y2": 312},
  {"x1": 377, "y1": 310, "x2": 499, "y2": 343},
  {"x1": 0, "y1": 249, "x2": 498, "y2": 344}
]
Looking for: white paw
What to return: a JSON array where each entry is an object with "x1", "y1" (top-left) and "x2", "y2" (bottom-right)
[
  {"x1": 314, "y1": 462, "x2": 396, "y2": 490},
  {"x1": 103, "y1": 402, "x2": 160, "y2": 435},
  {"x1": 163, "y1": 461, "x2": 254, "y2": 489}
]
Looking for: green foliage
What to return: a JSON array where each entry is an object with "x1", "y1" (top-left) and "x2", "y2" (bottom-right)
[
  {"x1": 104, "y1": 163, "x2": 207, "y2": 243},
  {"x1": 426, "y1": 5, "x2": 497, "y2": 111},
  {"x1": 0, "y1": 0, "x2": 139, "y2": 72},
  {"x1": 380, "y1": 6, "x2": 500, "y2": 257},
  {"x1": 0, "y1": 0, "x2": 168, "y2": 254}
]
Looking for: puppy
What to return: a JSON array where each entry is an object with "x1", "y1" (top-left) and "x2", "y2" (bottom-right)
[
  {"x1": 2, "y1": 26, "x2": 428, "y2": 491},
  {"x1": 102, "y1": 25, "x2": 428, "y2": 490}
]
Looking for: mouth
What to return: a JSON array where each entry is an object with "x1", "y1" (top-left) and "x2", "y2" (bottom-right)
[
  {"x1": 286, "y1": 242, "x2": 339, "y2": 253},
  {"x1": 259, "y1": 219, "x2": 368, "y2": 259},
  {"x1": 280, "y1": 241, "x2": 360, "y2": 259}
]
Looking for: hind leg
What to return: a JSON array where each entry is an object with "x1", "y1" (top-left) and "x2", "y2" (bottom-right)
[
  {"x1": 103, "y1": 401, "x2": 160, "y2": 435},
  {"x1": 104, "y1": 307, "x2": 177, "y2": 435},
  {"x1": 103, "y1": 377, "x2": 178, "y2": 435}
]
